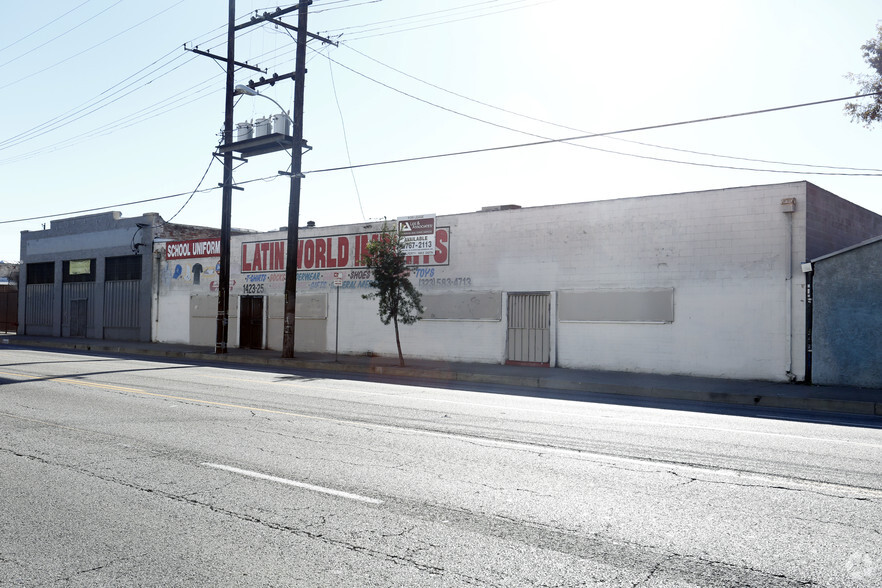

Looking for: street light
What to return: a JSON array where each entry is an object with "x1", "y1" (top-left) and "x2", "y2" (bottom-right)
[{"x1": 234, "y1": 85, "x2": 294, "y2": 126}]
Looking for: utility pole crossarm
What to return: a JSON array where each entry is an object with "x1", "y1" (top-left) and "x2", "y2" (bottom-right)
[
  {"x1": 264, "y1": 17, "x2": 338, "y2": 46},
  {"x1": 234, "y1": 2, "x2": 307, "y2": 32},
  {"x1": 245, "y1": 72, "x2": 298, "y2": 91},
  {"x1": 186, "y1": 46, "x2": 264, "y2": 73}
]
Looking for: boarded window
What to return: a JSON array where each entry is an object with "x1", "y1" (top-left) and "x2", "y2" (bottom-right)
[
  {"x1": 106, "y1": 255, "x2": 142, "y2": 281},
  {"x1": 27, "y1": 262, "x2": 54, "y2": 284},
  {"x1": 559, "y1": 289, "x2": 674, "y2": 323},
  {"x1": 421, "y1": 292, "x2": 501, "y2": 320}
]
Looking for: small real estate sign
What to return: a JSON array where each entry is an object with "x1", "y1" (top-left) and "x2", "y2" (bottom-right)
[{"x1": 397, "y1": 214, "x2": 435, "y2": 256}]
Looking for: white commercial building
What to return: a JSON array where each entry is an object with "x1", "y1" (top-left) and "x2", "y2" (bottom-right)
[{"x1": 148, "y1": 182, "x2": 882, "y2": 383}]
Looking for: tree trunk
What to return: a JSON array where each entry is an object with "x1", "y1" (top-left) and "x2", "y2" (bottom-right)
[{"x1": 393, "y1": 314, "x2": 404, "y2": 367}]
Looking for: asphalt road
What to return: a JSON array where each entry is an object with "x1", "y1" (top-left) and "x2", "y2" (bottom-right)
[{"x1": 1, "y1": 347, "x2": 881, "y2": 587}]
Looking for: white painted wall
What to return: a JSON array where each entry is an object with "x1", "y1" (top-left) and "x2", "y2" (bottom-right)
[
  {"x1": 178, "y1": 182, "x2": 880, "y2": 381},
  {"x1": 153, "y1": 242, "x2": 220, "y2": 345}
]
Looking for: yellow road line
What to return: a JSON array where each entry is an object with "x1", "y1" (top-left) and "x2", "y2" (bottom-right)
[
  {"x1": 1, "y1": 368, "x2": 337, "y2": 423},
  {"x1": 0, "y1": 369, "x2": 143, "y2": 393}
]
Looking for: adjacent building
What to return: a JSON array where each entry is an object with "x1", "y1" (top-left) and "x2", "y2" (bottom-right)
[
  {"x1": 809, "y1": 235, "x2": 882, "y2": 388},
  {"x1": 18, "y1": 211, "x2": 230, "y2": 341}
]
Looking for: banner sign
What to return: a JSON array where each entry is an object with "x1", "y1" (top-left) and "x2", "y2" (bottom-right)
[
  {"x1": 69, "y1": 259, "x2": 91, "y2": 275},
  {"x1": 240, "y1": 227, "x2": 449, "y2": 273},
  {"x1": 398, "y1": 214, "x2": 436, "y2": 256},
  {"x1": 166, "y1": 238, "x2": 221, "y2": 260}
]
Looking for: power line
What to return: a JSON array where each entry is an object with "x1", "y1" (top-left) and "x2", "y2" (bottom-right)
[
  {"x1": 164, "y1": 157, "x2": 217, "y2": 224},
  {"x1": 0, "y1": 0, "x2": 188, "y2": 91},
  {"x1": 302, "y1": 91, "x2": 882, "y2": 177},
  {"x1": 0, "y1": 7, "x2": 302, "y2": 161},
  {"x1": 4, "y1": 91, "x2": 881, "y2": 226},
  {"x1": 341, "y1": 43, "x2": 882, "y2": 174},
  {"x1": 326, "y1": 48, "x2": 366, "y2": 220},
  {"x1": 317, "y1": 50, "x2": 882, "y2": 174},
  {"x1": 0, "y1": 0, "x2": 95, "y2": 55},
  {"x1": 0, "y1": 0, "x2": 123, "y2": 70},
  {"x1": 319, "y1": 0, "x2": 540, "y2": 37},
  {"x1": 0, "y1": 48, "x2": 191, "y2": 152}
]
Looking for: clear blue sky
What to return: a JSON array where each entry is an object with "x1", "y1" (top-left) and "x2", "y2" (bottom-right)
[{"x1": 2, "y1": 0, "x2": 881, "y2": 262}]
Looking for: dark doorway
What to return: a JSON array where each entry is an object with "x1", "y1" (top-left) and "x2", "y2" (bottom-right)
[
  {"x1": 0, "y1": 286, "x2": 17, "y2": 333},
  {"x1": 240, "y1": 296, "x2": 264, "y2": 349}
]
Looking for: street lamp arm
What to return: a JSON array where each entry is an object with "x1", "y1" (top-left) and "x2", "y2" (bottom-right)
[{"x1": 234, "y1": 84, "x2": 294, "y2": 126}]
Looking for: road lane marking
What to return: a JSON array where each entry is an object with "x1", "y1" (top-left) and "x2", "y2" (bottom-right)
[
  {"x1": 187, "y1": 372, "x2": 882, "y2": 448},
  {"x1": 202, "y1": 462, "x2": 383, "y2": 504},
  {"x1": 4, "y1": 365, "x2": 881, "y2": 501},
  {"x1": 0, "y1": 369, "x2": 144, "y2": 393},
  {"x1": 4, "y1": 367, "x2": 881, "y2": 451}
]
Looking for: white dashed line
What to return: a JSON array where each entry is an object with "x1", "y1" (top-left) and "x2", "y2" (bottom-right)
[{"x1": 201, "y1": 462, "x2": 384, "y2": 505}]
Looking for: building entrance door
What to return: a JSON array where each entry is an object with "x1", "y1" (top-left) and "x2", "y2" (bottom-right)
[
  {"x1": 70, "y1": 299, "x2": 87, "y2": 337},
  {"x1": 240, "y1": 296, "x2": 264, "y2": 349},
  {"x1": 505, "y1": 292, "x2": 551, "y2": 366}
]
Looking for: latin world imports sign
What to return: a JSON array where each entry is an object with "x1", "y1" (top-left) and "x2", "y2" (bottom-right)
[{"x1": 240, "y1": 227, "x2": 450, "y2": 273}]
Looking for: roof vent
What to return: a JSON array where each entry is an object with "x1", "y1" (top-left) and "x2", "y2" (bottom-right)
[{"x1": 481, "y1": 204, "x2": 521, "y2": 212}]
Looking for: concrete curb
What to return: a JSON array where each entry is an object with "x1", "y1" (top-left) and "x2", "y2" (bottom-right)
[{"x1": 4, "y1": 337, "x2": 880, "y2": 418}]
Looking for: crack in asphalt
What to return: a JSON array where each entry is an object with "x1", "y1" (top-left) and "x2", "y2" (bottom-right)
[
  {"x1": 0, "y1": 446, "x2": 505, "y2": 587},
  {"x1": 2, "y1": 444, "x2": 835, "y2": 587},
  {"x1": 664, "y1": 468, "x2": 879, "y2": 502}
]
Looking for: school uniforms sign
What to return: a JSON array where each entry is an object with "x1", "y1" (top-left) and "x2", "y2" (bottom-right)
[
  {"x1": 165, "y1": 238, "x2": 221, "y2": 260},
  {"x1": 162, "y1": 238, "x2": 221, "y2": 288}
]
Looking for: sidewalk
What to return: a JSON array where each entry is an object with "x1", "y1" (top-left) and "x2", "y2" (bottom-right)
[{"x1": 2, "y1": 334, "x2": 880, "y2": 418}]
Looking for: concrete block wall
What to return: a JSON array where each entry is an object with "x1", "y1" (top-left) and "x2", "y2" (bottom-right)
[
  {"x1": 812, "y1": 238, "x2": 882, "y2": 388},
  {"x1": 806, "y1": 183, "x2": 882, "y2": 260}
]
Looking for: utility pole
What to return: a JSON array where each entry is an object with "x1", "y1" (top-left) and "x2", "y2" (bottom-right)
[
  {"x1": 192, "y1": 1, "x2": 333, "y2": 357},
  {"x1": 215, "y1": 0, "x2": 236, "y2": 354},
  {"x1": 281, "y1": 1, "x2": 310, "y2": 359}
]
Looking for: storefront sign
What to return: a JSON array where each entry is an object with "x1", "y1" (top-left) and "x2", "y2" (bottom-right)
[
  {"x1": 166, "y1": 238, "x2": 221, "y2": 260},
  {"x1": 240, "y1": 228, "x2": 449, "y2": 273}
]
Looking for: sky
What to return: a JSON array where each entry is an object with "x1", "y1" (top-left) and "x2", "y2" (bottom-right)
[{"x1": 1, "y1": 0, "x2": 881, "y2": 262}]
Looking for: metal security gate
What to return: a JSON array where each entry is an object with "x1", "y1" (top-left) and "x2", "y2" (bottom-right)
[{"x1": 506, "y1": 293, "x2": 551, "y2": 366}]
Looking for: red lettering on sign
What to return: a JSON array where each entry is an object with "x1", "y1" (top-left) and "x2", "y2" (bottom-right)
[
  {"x1": 326, "y1": 238, "x2": 337, "y2": 267},
  {"x1": 316, "y1": 238, "x2": 326, "y2": 268},
  {"x1": 434, "y1": 229, "x2": 448, "y2": 264},
  {"x1": 272, "y1": 241, "x2": 285, "y2": 270},
  {"x1": 251, "y1": 244, "x2": 263, "y2": 271},
  {"x1": 242, "y1": 243, "x2": 252, "y2": 272},
  {"x1": 337, "y1": 236, "x2": 349, "y2": 267},
  {"x1": 303, "y1": 239, "x2": 315, "y2": 269}
]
